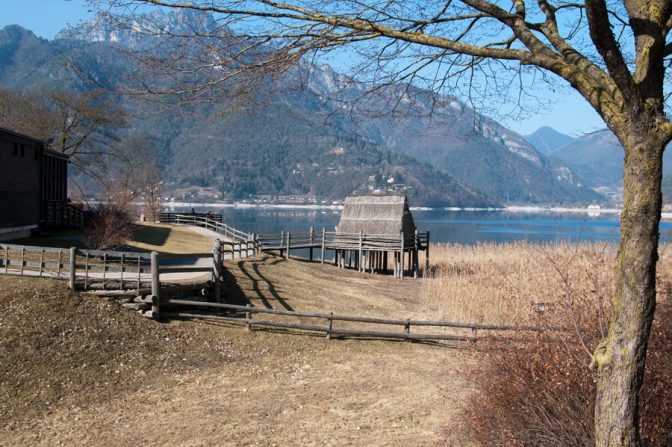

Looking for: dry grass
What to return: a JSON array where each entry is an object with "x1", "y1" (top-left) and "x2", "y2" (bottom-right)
[
  {"x1": 3, "y1": 241, "x2": 671, "y2": 445},
  {"x1": 0, "y1": 260, "x2": 476, "y2": 447},
  {"x1": 420, "y1": 242, "x2": 672, "y2": 325},
  {"x1": 120, "y1": 223, "x2": 214, "y2": 254},
  {"x1": 7, "y1": 223, "x2": 214, "y2": 255}
]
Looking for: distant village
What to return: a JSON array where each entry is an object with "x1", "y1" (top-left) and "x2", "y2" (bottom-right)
[{"x1": 166, "y1": 173, "x2": 413, "y2": 206}]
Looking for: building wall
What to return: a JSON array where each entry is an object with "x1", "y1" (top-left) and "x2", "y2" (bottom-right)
[
  {"x1": 43, "y1": 151, "x2": 68, "y2": 203},
  {"x1": 0, "y1": 130, "x2": 43, "y2": 229}
]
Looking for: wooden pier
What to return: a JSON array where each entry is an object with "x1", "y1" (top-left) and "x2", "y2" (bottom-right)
[
  {"x1": 160, "y1": 210, "x2": 430, "y2": 279},
  {"x1": 257, "y1": 228, "x2": 429, "y2": 278}
]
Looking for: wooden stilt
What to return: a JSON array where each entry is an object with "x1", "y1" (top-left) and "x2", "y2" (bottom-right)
[
  {"x1": 358, "y1": 231, "x2": 363, "y2": 273},
  {"x1": 424, "y1": 230, "x2": 430, "y2": 276},
  {"x1": 321, "y1": 228, "x2": 326, "y2": 264},
  {"x1": 400, "y1": 231, "x2": 405, "y2": 279}
]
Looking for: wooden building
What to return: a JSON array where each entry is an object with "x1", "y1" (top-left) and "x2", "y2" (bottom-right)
[
  {"x1": 334, "y1": 195, "x2": 429, "y2": 278},
  {"x1": 0, "y1": 127, "x2": 76, "y2": 241}
]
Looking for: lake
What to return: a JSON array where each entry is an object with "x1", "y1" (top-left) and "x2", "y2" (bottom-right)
[{"x1": 168, "y1": 206, "x2": 672, "y2": 244}]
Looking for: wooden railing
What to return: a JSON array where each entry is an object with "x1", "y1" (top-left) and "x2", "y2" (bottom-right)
[
  {"x1": 159, "y1": 298, "x2": 553, "y2": 343},
  {"x1": 45, "y1": 201, "x2": 84, "y2": 228},
  {"x1": 160, "y1": 213, "x2": 253, "y2": 242},
  {"x1": 0, "y1": 241, "x2": 556, "y2": 343},
  {"x1": 258, "y1": 229, "x2": 429, "y2": 252},
  {"x1": 160, "y1": 212, "x2": 222, "y2": 224}
]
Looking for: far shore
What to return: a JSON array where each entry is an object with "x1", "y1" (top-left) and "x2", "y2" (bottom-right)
[{"x1": 160, "y1": 201, "x2": 672, "y2": 220}]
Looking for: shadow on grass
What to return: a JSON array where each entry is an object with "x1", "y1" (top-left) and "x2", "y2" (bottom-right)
[
  {"x1": 220, "y1": 263, "x2": 251, "y2": 306},
  {"x1": 11, "y1": 230, "x2": 87, "y2": 249},
  {"x1": 127, "y1": 224, "x2": 172, "y2": 248}
]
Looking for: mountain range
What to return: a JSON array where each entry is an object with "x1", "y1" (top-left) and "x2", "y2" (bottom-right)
[
  {"x1": 0, "y1": 11, "x2": 606, "y2": 207},
  {"x1": 525, "y1": 126, "x2": 672, "y2": 202}
]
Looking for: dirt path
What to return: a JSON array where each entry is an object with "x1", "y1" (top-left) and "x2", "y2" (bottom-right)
[{"x1": 1, "y1": 256, "x2": 479, "y2": 446}]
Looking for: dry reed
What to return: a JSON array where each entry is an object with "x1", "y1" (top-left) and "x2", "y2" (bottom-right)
[{"x1": 421, "y1": 241, "x2": 672, "y2": 327}]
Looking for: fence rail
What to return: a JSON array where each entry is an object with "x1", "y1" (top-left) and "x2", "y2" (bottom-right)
[
  {"x1": 0, "y1": 241, "x2": 552, "y2": 344},
  {"x1": 0, "y1": 243, "x2": 213, "y2": 292},
  {"x1": 160, "y1": 213, "x2": 252, "y2": 242},
  {"x1": 45, "y1": 201, "x2": 84, "y2": 228},
  {"x1": 163, "y1": 213, "x2": 430, "y2": 278},
  {"x1": 160, "y1": 298, "x2": 551, "y2": 342}
]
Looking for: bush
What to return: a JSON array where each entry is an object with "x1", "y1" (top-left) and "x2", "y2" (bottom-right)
[
  {"x1": 84, "y1": 202, "x2": 134, "y2": 250},
  {"x1": 464, "y1": 301, "x2": 672, "y2": 446}
]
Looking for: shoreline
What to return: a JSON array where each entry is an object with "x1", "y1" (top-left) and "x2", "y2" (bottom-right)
[{"x1": 160, "y1": 202, "x2": 672, "y2": 220}]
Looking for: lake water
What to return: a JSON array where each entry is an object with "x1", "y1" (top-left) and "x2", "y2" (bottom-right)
[{"x1": 169, "y1": 206, "x2": 672, "y2": 245}]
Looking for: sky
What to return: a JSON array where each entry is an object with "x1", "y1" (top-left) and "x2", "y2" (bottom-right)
[{"x1": 0, "y1": 0, "x2": 607, "y2": 137}]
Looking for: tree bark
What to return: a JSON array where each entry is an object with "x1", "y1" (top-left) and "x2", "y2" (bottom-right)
[{"x1": 593, "y1": 130, "x2": 665, "y2": 447}]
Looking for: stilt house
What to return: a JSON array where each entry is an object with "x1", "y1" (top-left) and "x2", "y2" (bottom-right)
[
  {"x1": 334, "y1": 195, "x2": 428, "y2": 278},
  {"x1": 337, "y1": 195, "x2": 416, "y2": 238}
]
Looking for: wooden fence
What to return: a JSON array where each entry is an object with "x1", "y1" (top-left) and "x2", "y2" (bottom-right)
[
  {"x1": 162, "y1": 213, "x2": 431, "y2": 278},
  {"x1": 0, "y1": 242, "x2": 554, "y2": 343},
  {"x1": 159, "y1": 212, "x2": 222, "y2": 224},
  {"x1": 159, "y1": 213, "x2": 251, "y2": 242},
  {"x1": 158, "y1": 298, "x2": 550, "y2": 343},
  {"x1": 258, "y1": 228, "x2": 430, "y2": 278},
  {"x1": 45, "y1": 201, "x2": 84, "y2": 228}
]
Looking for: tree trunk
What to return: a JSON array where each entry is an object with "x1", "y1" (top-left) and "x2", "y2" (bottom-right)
[{"x1": 593, "y1": 131, "x2": 665, "y2": 447}]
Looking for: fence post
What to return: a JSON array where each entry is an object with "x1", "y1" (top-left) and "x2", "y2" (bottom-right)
[
  {"x1": 414, "y1": 229, "x2": 419, "y2": 278},
  {"x1": 69, "y1": 247, "x2": 76, "y2": 290},
  {"x1": 425, "y1": 230, "x2": 430, "y2": 276},
  {"x1": 321, "y1": 228, "x2": 326, "y2": 264},
  {"x1": 245, "y1": 303, "x2": 252, "y2": 331},
  {"x1": 286, "y1": 232, "x2": 291, "y2": 260},
  {"x1": 280, "y1": 230, "x2": 285, "y2": 257},
  {"x1": 400, "y1": 231, "x2": 405, "y2": 279},
  {"x1": 327, "y1": 312, "x2": 333, "y2": 340},
  {"x1": 309, "y1": 226, "x2": 314, "y2": 261},
  {"x1": 213, "y1": 239, "x2": 222, "y2": 303},
  {"x1": 151, "y1": 251, "x2": 160, "y2": 320},
  {"x1": 358, "y1": 231, "x2": 363, "y2": 273}
]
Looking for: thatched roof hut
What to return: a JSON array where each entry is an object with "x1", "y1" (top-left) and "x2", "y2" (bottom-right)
[{"x1": 336, "y1": 195, "x2": 416, "y2": 238}]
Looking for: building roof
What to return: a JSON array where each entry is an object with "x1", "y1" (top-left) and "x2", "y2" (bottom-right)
[
  {"x1": 0, "y1": 126, "x2": 44, "y2": 144},
  {"x1": 0, "y1": 126, "x2": 68, "y2": 160},
  {"x1": 336, "y1": 195, "x2": 416, "y2": 236}
]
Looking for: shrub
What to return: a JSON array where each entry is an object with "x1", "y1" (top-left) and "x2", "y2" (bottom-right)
[
  {"x1": 84, "y1": 202, "x2": 134, "y2": 250},
  {"x1": 464, "y1": 297, "x2": 672, "y2": 446}
]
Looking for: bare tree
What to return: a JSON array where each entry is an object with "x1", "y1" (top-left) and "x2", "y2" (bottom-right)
[
  {"x1": 47, "y1": 89, "x2": 126, "y2": 178},
  {"x1": 0, "y1": 87, "x2": 126, "y2": 180},
  {"x1": 94, "y1": 1, "x2": 672, "y2": 445},
  {"x1": 139, "y1": 161, "x2": 164, "y2": 222},
  {"x1": 0, "y1": 89, "x2": 55, "y2": 140}
]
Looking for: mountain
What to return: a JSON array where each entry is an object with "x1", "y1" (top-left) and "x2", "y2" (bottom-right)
[
  {"x1": 0, "y1": 15, "x2": 605, "y2": 206},
  {"x1": 300, "y1": 64, "x2": 602, "y2": 205},
  {"x1": 536, "y1": 128, "x2": 672, "y2": 202},
  {"x1": 548, "y1": 130, "x2": 624, "y2": 189},
  {"x1": 525, "y1": 126, "x2": 575, "y2": 155}
]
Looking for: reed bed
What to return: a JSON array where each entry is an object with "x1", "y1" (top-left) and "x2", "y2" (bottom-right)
[{"x1": 420, "y1": 241, "x2": 672, "y2": 326}]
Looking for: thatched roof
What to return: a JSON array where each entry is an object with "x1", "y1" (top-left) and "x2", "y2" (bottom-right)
[{"x1": 336, "y1": 195, "x2": 416, "y2": 236}]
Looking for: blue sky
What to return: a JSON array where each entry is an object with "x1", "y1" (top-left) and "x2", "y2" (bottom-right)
[{"x1": 1, "y1": 0, "x2": 607, "y2": 136}]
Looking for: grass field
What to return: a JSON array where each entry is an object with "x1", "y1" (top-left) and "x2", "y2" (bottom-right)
[
  {"x1": 123, "y1": 223, "x2": 214, "y2": 254},
  {"x1": 9, "y1": 223, "x2": 214, "y2": 255},
  {"x1": 2, "y1": 241, "x2": 671, "y2": 445},
  {"x1": 0, "y1": 274, "x2": 476, "y2": 447}
]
